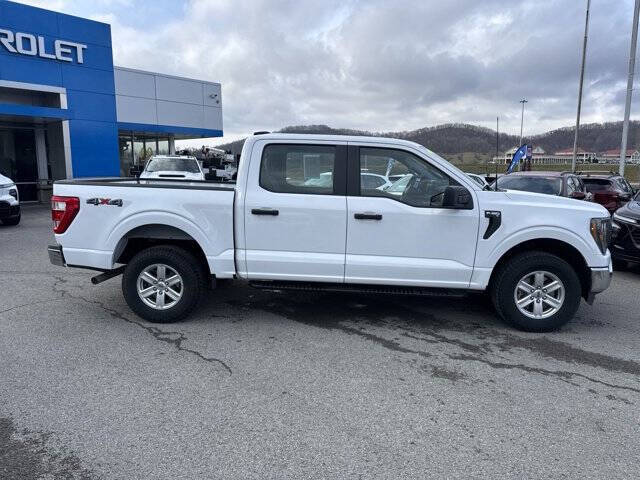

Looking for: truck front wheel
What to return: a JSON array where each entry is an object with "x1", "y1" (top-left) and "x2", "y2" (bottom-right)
[
  {"x1": 491, "y1": 252, "x2": 582, "y2": 332},
  {"x1": 122, "y1": 245, "x2": 205, "y2": 323}
]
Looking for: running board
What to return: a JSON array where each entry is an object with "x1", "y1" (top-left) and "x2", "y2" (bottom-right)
[{"x1": 249, "y1": 280, "x2": 468, "y2": 297}]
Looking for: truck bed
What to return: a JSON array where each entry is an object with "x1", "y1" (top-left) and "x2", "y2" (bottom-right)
[{"x1": 53, "y1": 177, "x2": 237, "y2": 277}]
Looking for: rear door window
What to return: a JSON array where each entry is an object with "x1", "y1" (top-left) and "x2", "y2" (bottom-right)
[{"x1": 260, "y1": 144, "x2": 336, "y2": 194}]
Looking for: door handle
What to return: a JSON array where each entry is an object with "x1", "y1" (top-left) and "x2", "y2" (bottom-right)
[
  {"x1": 251, "y1": 208, "x2": 279, "y2": 216},
  {"x1": 354, "y1": 212, "x2": 382, "y2": 220}
]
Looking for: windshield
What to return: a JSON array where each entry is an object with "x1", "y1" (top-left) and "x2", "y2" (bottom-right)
[
  {"x1": 497, "y1": 176, "x2": 563, "y2": 195},
  {"x1": 146, "y1": 157, "x2": 200, "y2": 173}
]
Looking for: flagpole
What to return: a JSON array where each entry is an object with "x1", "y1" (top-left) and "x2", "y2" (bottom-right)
[
  {"x1": 619, "y1": 0, "x2": 640, "y2": 176},
  {"x1": 572, "y1": 0, "x2": 591, "y2": 173},
  {"x1": 495, "y1": 116, "x2": 499, "y2": 191}
]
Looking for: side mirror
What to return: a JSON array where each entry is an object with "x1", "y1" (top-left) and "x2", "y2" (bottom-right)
[
  {"x1": 129, "y1": 165, "x2": 143, "y2": 177},
  {"x1": 570, "y1": 191, "x2": 586, "y2": 200},
  {"x1": 442, "y1": 185, "x2": 473, "y2": 209}
]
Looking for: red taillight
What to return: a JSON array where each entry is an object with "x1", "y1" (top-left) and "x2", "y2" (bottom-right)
[{"x1": 51, "y1": 195, "x2": 80, "y2": 234}]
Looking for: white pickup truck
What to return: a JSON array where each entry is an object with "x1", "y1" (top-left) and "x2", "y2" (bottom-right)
[{"x1": 48, "y1": 134, "x2": 613, "y2": 332}]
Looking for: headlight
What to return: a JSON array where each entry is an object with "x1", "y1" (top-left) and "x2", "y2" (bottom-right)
[
  {"x1": 613, "y1": 212, "x2": 637, "y2": 224},
  {"x1": 590, "y1": 217, "x2": 611, "y2": 254},
  {"x1": 9, "y1": 187, "x2": 18, "y2": 201}
]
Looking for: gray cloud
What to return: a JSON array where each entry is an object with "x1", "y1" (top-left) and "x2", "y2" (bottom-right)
[{"x1": 19, "y1": 0, "x2": 639, "y2": 139}]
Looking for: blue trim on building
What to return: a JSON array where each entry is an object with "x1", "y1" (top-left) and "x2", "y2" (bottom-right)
[
  {"x1": 117, "y1": 122, "x2": 223, "y2": 138},
  {"x1": 0, "y1": 0, "x2": 223, "y2": 181},
  {"x1": 0, "y1": 103, "x2": 72, "y2": 119}
]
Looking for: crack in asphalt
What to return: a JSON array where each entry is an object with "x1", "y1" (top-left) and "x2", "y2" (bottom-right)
[
  {"x1": 0, "y1": 299, "x2": 66, "y2": 315},
  {"x1": 449, "y1": 354, "x2": 640, "y2": 394},
  {"x1": 50, "y1": 274, "x2": 232, "y2": 375},
  {"x1": 230, "y1": 293, "x2": 640, "y2": 397}
]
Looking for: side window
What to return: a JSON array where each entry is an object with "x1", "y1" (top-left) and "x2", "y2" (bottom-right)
[
  {"x1": 575, "y1": 177, "x2": 585, "y2": 192},
  {"x1": 260, "y1": 144, "x2": 336, "y2": 194},
  {"x1": 615, "y1": 177, "x2": 632, "y2": 193},
  {"x1": 359, "y1": 147, "x2": 458, "y2": 208},
  {"x1": 566, "y1": 177, "x2": 577, "y2": 194}
]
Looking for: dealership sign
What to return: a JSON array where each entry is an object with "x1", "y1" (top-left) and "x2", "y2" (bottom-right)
[{"x1": 0, "y1": 29, "x2": 87, "y2": 64}]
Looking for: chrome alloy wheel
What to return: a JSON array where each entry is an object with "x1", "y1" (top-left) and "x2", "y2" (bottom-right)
[
  {"x1": 136, "y1": 263, "x2": 183, "y2": 310},
  {"x1": 514, "y1": 270, "x2": 565, "y2": 320}
]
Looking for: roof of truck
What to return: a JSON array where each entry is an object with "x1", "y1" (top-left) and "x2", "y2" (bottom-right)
[{"x1": 246, "y1": 132, "x2": 424, "y2": 149}]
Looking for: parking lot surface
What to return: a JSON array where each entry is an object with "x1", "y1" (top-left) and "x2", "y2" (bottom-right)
[{"x1": 1, "y1": 206, "x2": 639, "y2": 479}]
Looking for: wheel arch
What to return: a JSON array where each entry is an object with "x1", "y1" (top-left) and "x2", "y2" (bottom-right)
[
  {"x1": 113, "y1": 224, "x2": 210, "y2": 277},
  {"x1": 488, "y1": 238, "x2": 591, "y2": 298}
]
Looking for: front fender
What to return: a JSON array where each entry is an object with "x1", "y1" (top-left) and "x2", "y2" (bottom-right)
[{"x1": 482, "y1": 225, "x2": 606, "y2": 269}]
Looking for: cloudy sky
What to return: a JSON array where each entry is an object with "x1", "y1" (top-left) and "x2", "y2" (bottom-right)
[{"x1": 17, "y1": 0, "x2": 640, "y2": 144}]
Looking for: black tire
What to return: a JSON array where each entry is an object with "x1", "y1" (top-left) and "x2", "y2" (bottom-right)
[
  {"x1": 491, "y1": 251, "x2": 582, "y2": 332},
  {"x1": 122, "y1": 245, "x2": 205, "y2": 323},
  {"x1": 2, "y1": 214, "x2": 20, "y2": 226}
]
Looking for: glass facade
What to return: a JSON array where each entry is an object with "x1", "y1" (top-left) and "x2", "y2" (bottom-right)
[{"x1": 119, "y1": 132, "x2": 172, "y2": 176}]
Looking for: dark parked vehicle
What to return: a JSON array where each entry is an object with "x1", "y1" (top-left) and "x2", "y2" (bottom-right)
[
  {"x1": 610, "y1": 192, "x2": 640, "y2": 266},
  {"x1": 579, "y1": 172, "x2": 635, "y2": 214},
  {"x1": 492, "y1": 171, "x2": 589, "y2": 200}
]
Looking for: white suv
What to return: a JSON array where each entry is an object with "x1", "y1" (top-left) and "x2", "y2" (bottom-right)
[{"x1": 0, "y1": 173, "x2": 20, "y2": 226}]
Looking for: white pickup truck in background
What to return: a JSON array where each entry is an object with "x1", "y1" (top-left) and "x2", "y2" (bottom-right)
[{"x1": 48, "y1": 133, "x2": 613, "y2": 332}]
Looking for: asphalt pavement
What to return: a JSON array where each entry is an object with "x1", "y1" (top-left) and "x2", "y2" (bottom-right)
[{"x1": 1, "y1": 205, "x2": 639, "y2": 479}]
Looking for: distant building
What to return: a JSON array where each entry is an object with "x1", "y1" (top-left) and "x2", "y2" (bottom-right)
[
  {"x1": 552, "y1": 148, "x2": 597, "y2": 163},
  {"x1": 492, "y1": 146, "x2": 594, "y2": 165},
  {"x1": 600, "y1": 149, "x2": 640, "y2": 164}
]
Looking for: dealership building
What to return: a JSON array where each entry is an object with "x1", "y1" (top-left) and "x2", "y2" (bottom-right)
[{"x1": 0, "y1": 0, "x2": 223, "y2": 201}]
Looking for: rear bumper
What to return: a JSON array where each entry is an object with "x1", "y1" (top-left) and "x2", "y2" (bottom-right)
[{"x1": 48, "y1": 244, "x2": 66, "y2": 267}]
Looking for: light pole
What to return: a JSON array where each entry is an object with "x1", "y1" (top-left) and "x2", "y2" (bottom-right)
[
  {"x1": 619, "y1": 0, "x2": 640, "y2": 176},
  {"x1": 519, "y1": 99, "x2": 528, "y2": 147},
  {"x1": 572, "y1": 0, "x2": 591, "y2": 173}
]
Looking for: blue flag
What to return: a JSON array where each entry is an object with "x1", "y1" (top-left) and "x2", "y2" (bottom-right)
[{"x1": 507, "y1": 144, "x2": 527, "y2": 174}]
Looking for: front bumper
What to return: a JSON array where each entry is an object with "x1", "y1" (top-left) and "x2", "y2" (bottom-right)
[
  {"x1": 590, "y1": 264, "x2": 612, "y2": 294},
  {"x1": 0, "y1": 201, "x2": 20, "y2": 220},
  {"x1": 586, "y1": 260, "x2": 613, "y2": 304},
  {"x1": 48, "y1": 244, "x2": 66, "y2": 267}
]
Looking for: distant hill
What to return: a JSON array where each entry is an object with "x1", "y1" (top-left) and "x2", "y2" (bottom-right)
[{"x1": 217, "y1": 121, "x2": 640, "y2": 159}]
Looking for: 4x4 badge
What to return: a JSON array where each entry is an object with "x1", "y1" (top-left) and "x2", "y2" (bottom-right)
[{"x1": 86, "y1": 198, "x2": 123, "y2": 207}]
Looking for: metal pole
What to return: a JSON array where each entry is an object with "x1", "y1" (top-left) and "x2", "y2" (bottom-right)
[
  {"x1": 572, "y1": 0, "x2": 591, "y2": 173},
  {"x1": 619, "y1": 0, "x2": 640, "y2": 176},
  {"x1": 519, "y1": 99, "x2": 528, "y2": 146},
  {"x1": 495, "y1": 116, "x2": 499, "y2": 191}
]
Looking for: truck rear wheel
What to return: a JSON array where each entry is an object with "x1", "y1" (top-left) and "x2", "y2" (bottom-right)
[
  {"x1": 491, "y1": 251, "x2": 582, "y2": 332},
  {"x1": 122, "y1": 245, "x2": 205, "y2": 323}
]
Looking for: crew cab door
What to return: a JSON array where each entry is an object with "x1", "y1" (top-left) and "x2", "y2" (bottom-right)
[
  {"x1": 243, "y1": 141, "x2": 348, "y2": 281},
  {"x1": 345, "y1": 145, "x2": 480, "y2": 288}
]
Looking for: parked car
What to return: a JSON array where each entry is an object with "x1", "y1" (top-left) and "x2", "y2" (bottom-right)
[
  {"x1": 139, "y1": 155, "x2": 205, "y2": 180},
  {"x1": 360, "y1": 172, "x2": 393, "y2": 190},
  {"x1": 610, "y1": 191, "x2": 640, "y2": 266},
  {"x1": 492, "y1": 171, "x2": 589, "y2": 200},
  {"x1": 466, "y1": 173, "x2": 489, "y2": 189},
  {"x1": 0, "y1": 172, "x2": 20, "y2": 226},
  {"x1": 579, "y1": 172, "x2": 635, "y2": 214},
  {"x1": 47, "y1": 133, "x2": 612, "y2": 332}
]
